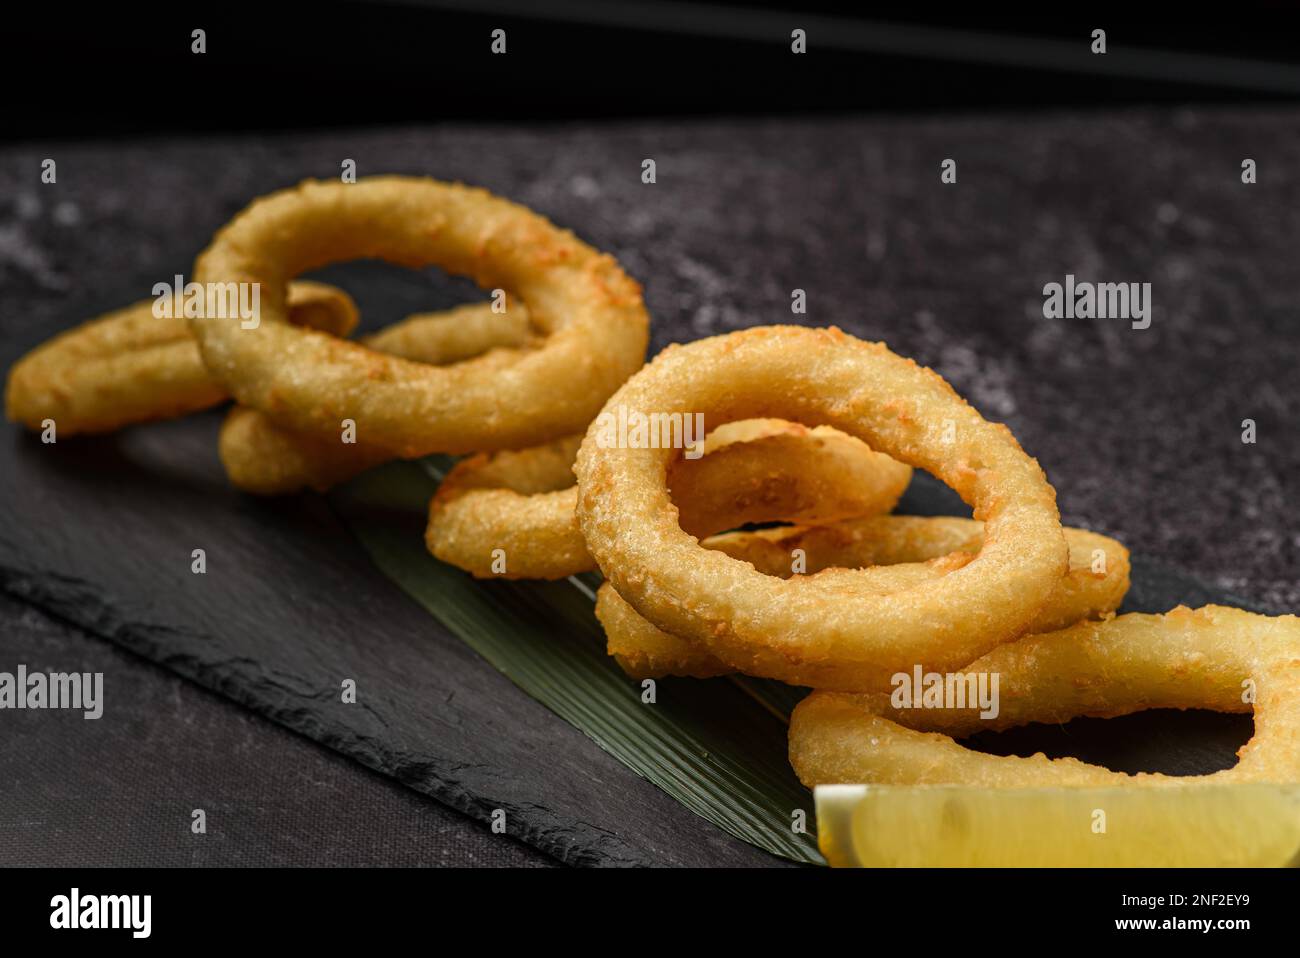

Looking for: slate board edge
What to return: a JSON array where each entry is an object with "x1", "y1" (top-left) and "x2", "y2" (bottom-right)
[
  {"x1": 0, "y1": 561, "x2": 648, "y2": 868},
  {"x1": 1, "y1": 544, "x2": 1272, "y2": 869}
]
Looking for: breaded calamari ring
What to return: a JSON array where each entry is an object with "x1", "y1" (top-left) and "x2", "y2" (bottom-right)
[
  {"x1": 712, "y1": 517, "x2": 1128, "y2": 635},
  {"x1": 362, "y1": 299, "x2": 537, "y2": 364},
  {"x1": 425, "y1": 420, "x2": 912, "y2": 580},
  {"x1": 191, "y1": 177, "x2": 650, "y2": 457},
  {"x1": 574, "y1": 326, "x2": 1068, "y2": 691},
  {"x1": 4, "y1": 281, "x2": 357, "y2": 436},
  {"x1": 668, "y1": 419, "x2": 911, "y2": 540},
  {"x1": 600, "y1": 560, "x2": 969, "y2": 680},
  {"x1": 219, "y1": 408, "x2": 396, "y2": 497},
  {"x1": 220, "y1": 302, "x2": 536, "y2": 494},
  {"x1": 789, "y1": 605, "x2": 1300, "y2": 786},
  {"x1": 426, "y1": 436, "x2": 591, "y2": 579},
  {"x1": 601, "y1": 519, "x2": 1130, "y2": 680}
]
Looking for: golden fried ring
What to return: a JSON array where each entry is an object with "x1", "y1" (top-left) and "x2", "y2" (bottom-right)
[
  {"x1": 600, "y1": 560, "x2": 970, "y2": 680},
  {"x1": 219, "y1": 409, "x2": 394, "y2": 497},
  {"x1": 191, "y1": 177, "x2": 649, "y2": 457},
  {"x1": 574, "y1": 326, "x2": 1068, "y2": 691},
  {"x1": 4, "y1": 281, "x2": 357, "y2": 436},
  {"x1": 668, "y1": 420, "x2": 912, "y2": 541},
  {"x1": 220, "y1": 302, "x2": 536, "y2": 495},
  {"x1": 425, "y1": 420, "x2": 912, "y2": 580},
  {"x1": 425, "y1": 436, "x2": 589, "y2": 579},
  {"x1": 362, "y1": 300, "x2": 537, "y2": 364},
  {"x1": 601, "y1": 519, "x2": 1130, "y2": 680},
  {"x1": 789, "y1": 605, "x2": 1300, "y2": 786}
]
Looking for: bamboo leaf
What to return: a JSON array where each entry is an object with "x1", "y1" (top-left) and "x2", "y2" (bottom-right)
[{"x1": 330, "y1": 459, "x2": 822, "y2": 865}]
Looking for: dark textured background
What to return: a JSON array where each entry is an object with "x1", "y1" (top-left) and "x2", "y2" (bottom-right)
[{"x1": 1, "y1": 111, "x2": 1296, "y2": 866}]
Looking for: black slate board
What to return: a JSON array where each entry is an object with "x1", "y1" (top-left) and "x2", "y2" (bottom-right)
[
  {"x1": 0, "y1": 414, "x2": 790, "y2": 866},
  {"x1": 1, "y1": 113, "x2": 1295, "y2": 866},
  {"x1": 0, "y1": 413, "x2": 1264, "y2": 866},
  {"x1": 0, "y1": 592, "x2": 551, "y2": 867}
]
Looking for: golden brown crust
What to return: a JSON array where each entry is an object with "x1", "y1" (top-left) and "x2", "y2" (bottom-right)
[
  {"x1": 220, "y1": 303, "x2": 537, "y2": 494},
  {"x1": 191, "y1": 177, "x2": 649, "y2": 457},
  {"x1": 602, "y1": 519, "x2": 1129, "y2": 680},
  {"x1": 574, "y1": 326, "x2": 1068, "y2": 690},
  {"x1": 4, "y1": 281, "x2": 356, "y2": 436},
  {"x1": 425, "y1": 420, "x2": 911, "y2": 580},
  {"x1": 789, "y1": 605, "x2": 1300, "y2": 787}
]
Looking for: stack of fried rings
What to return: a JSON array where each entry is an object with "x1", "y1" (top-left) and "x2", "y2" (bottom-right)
[
  {"x1": 569, "y1": 327, "x2": 1299, "y2": 787},
  {"x1": 8, "y1": 177, "x2": 1297, "y2": 793},
  {"x1": 441, "y1": 323, "x2": 1293, "y2": 785}
]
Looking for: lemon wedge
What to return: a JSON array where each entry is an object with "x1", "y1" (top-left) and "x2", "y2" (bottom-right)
[{"x1": 815, "y1": 783, "x2": 1300, "y2": 867}]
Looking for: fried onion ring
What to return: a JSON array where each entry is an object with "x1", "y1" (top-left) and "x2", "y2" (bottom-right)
[
  {"x1": 600, "y1": 561, "x2": 967, "y2": 680},
  {"x1": 191, "y1": 177, "x2": 649, "y2": 457},
  {"x1": 219, "y1": 302, "x2": 537, "y2": 494},
  {"x1": 574, "y1": 326, "x2": 1068, "y2": 691},
  {"x1": 361, "y1": 300, "x2": 537, "y2": 364},
  {"x1": 668, "y1": 419, "x2": 912, "y2": 540},
  {"x1": 4, "y1": 281, "x2": 357, "y2": 436},
  {"x1": 789, "y1": 605, "x2": 1300, "y2": 786},
  {"x1": 425, "y1": 419, "x2": 912, "y2": 580},
  {"x1": 601, "y1": 519, "x2": 1130, "y2": 680}
]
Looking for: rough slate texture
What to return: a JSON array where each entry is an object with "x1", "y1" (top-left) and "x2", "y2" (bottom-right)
[
  {"x1": 0, "y1": 595, "x2": 550, "y2": 867},
  {"x1": 0, "y1": 110, "x2": 1296, "y2": 866}
]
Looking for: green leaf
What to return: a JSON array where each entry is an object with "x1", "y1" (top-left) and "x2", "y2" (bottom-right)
[{"x1": 329, "y1": 458, "x2": 822, "y2": 865}]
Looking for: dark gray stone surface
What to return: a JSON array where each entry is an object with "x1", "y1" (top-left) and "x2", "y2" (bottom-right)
[
  {"x1": 0, "y1": 410, "x2": 781, "y2": 866},
  {"x1": 0, "y1": 594, "x2": 551, "y2": 867},
  {"x1": 0, "y1": 110, "x2": 1295, "y2": 866}
]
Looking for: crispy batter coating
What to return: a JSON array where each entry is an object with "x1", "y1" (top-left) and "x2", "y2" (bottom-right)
[
  {"x1": 191, "y1": 177, "x2": 649, "y2": 457},
  {"x1": 669, "y1": 420, "x2": 911, "y2": 540},
  {"x1": 4, "y1": 281, "x2": 356, "y2": 436},
  {"x1": 574, "y1": 326, "x2": 1068, "y2": 691},
  {"x1": 425, "y1": 435, "x2": 590, "y2": 579},
  {"x1": 219, "y1": 302, "x2": 536, "y2": 494},
  {"x1": 601, "y1": 519, "x2": 1130, "y2": 680},
  {"x1": 600, "y1": 561, "x2": 959, "y2": 680},
  {"x1": 219, "y1": 407, "x2": 396, "y2": 496},
  {"x1": 790, "y1": 605, "x2": 1300, "y2": 786},
  {"x1": 362, "y1": 299, "x2": 537, "y2": 364},
  {"x1": 425, "y1": 419, "x2": 911, "y2": 579}
]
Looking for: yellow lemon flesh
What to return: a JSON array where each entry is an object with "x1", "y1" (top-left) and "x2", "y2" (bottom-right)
[{"x1": 815, "y1": 783, "x2": 1300, "y2": 867}]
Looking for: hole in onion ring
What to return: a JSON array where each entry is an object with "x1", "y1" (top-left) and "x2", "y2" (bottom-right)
[
  {"x1": 961, "y1": 708, "x2": 1252, "y2": 776},
  {"x1": 300, "y1": 260, "x2": 546, "y2": 348}
]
